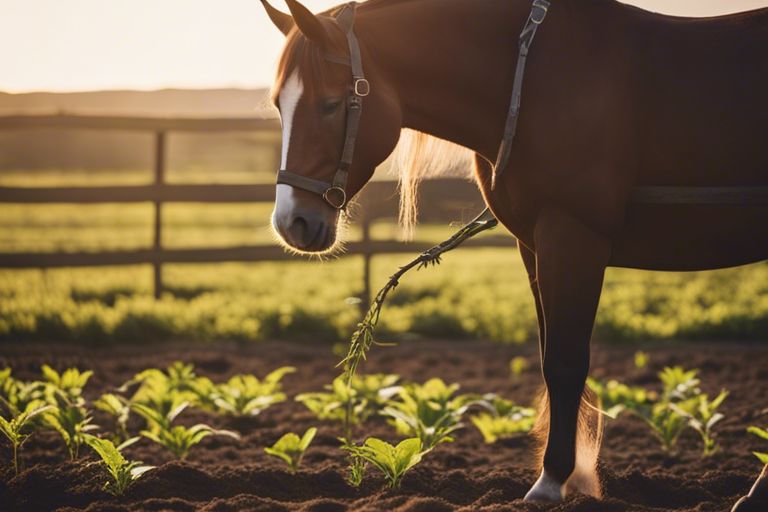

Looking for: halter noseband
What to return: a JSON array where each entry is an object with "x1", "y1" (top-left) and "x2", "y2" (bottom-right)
[{"x1": 276, "y1": 2, "x2": 368, "y2": 210}]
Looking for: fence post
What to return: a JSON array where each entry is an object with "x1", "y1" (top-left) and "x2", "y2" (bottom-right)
[
  {"x1": 153, "y1": 131, "x2": 166, "y2": 299},
  {"x1": 360, "y1": 214, "x2": 372, "y2": 313}
]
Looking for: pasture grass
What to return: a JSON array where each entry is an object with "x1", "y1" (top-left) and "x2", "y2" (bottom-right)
[
  {"x1": 1, "y1": 251, "x2": 766, "y2": 344},
  {"x1": 1, "y1": 170, "x2": 767, "y2": 344}
]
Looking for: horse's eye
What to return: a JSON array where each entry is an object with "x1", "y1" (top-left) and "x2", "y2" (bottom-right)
[{"x1": 322, "y1": 98, "x2": 343, "y2": 115}]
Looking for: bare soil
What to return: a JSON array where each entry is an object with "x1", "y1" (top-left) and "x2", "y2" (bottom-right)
[{"x1": 1, "y1": 340, "x2": 767, "y2": 512}]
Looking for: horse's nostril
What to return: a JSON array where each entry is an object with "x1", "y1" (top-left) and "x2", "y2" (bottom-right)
[{"x1": 287, "y1": 216, "x2": 308, "y2": 247}]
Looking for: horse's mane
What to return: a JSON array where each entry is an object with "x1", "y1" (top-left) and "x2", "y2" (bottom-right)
[{"x1": 394, "y1": 131, "x2": 473, "y2": 238}]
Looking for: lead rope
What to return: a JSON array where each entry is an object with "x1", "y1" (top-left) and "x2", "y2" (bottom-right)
[{"x1": 338, "y1": 208, "x2": 498, "y2": 441}]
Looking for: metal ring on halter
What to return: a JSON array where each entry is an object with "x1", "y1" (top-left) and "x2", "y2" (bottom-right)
[
  {"x1": 323, "y1": 187, "x2": 347, "y2": 209},
  {"x1": 354, "y1": 78, "x2": 370, "y2": 97}
]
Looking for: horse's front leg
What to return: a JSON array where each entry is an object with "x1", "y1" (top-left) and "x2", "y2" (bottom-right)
[{"x1": 523, "y1": 208, "x2": 610, "y2": 502}]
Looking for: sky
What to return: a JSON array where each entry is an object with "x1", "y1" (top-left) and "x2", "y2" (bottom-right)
[{"x1": 2, "y1": 0, "x2": 768, "y2": 93}]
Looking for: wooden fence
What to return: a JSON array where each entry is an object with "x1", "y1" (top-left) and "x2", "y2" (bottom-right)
[{"x1": 0, "y1": 114, "x2": 515, "y2": 304}]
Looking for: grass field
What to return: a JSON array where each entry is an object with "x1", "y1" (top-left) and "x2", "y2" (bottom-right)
[{"x1": 1, "y1": 170, "x2": 767, "y2": 344}]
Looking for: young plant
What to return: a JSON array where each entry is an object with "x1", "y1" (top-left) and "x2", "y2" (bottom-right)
[
  {"x1": 0, "y1": 400, "x2": 54, "y2": 474},
  {"x1": 122, "y1": 362, "x2": 208, "y2": 414},
  {"x1": 94, "y1": 393, "x2": 132, "y2": 443},
  {"x1": 659, "y1": 366, "x2": 701, "y2": 402},
  {"x1": 381, "y1": 378, "x2": 481, "y2": 449},
  {"x1": 634, "y1": 351, "x2": 650, "y2": 369},
  {"x1": 44, "y1": 397, "x2": 98, "y2": 460},
  {"x1": 747, "y1": 425, "x2": 768, "y2": 465},
  {"x1": 670, "y1": 390, "x2": 728, "y2": 456},
  {"x1": 132, "y1": 401, "x2": 239, "y2": 459},
  {"x1": 83, "y1": 434, "x2": 155, "y2": 496},
  {"x1": 470, "y1": 397, "x2": 536, "y2": 444},
  {"x1": 343, "y1": 437, "x2": 425, "y2": 488},
  {"x1": 509, "y1": 357, "x2": 530, "y2": 379},
  {"x1": 264, "y1": 427, "x2": 317, "y2": 473},
  {"x1": 641, "y1": 403, "x2": 689, "y2": 453},
  {"x1": 41, "y1": 365, "x2": 93, "y2": 402},
  {"x1": 296, "y1": 374, "x2": 400, "y2": 425},
  {"x1": 587, "y1": 377, "x2": 655, "y2": 419},
  {"x1": 212, "y1": 367, "x2": 295, "y2": 417},
  {"x1": 0, "y1": 370, "x2": 46, "y2": 418}
]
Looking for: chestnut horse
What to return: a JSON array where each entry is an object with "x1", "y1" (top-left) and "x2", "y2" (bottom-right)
[{"x1": 260, "y1": 0, "x2": 768, "y2": 505}]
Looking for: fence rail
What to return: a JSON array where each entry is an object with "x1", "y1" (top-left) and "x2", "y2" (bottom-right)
[{"x1": 0, "y1": 114, "x2": 515, "y2": 304}]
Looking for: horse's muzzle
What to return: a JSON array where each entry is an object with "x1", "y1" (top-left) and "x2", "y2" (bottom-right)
[{"x1": 272, "y1": 185, "x2": 338, "y2": 253}]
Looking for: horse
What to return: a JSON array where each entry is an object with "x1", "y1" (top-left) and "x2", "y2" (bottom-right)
[{"x1": 259, "y1": 0, "x2": 768, "y2": 506}]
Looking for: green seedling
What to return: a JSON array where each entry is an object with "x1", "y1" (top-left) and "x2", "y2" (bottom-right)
[
  {"x1": 122, "y1": 362, "x2": 206, "y2": 412},
  {"x1": 83, "y1": 434, "x2": 155, "y2": 496},
  {"x1": 641, "y1": 402, "x2": 690, "y2": 453},
  {"x1": 470, "y1": 397, "x2": 535, "y2": 443},
  {"x1": 132, "y1": 401, "x2": 239, "y2": 459},
  {"x1": 747, "y1": 426, "x2": 768, "y2": 465},
  {"x1": 44, "y1": 396, "x2": 98, "y2": 460},
  {"x1": 509, "y1": 357, "x2": 530, "y2": 379},
  {"x1": 296, "y1": 373, "x2": 400, "y2": 425},
  {"x1": 670, "y1": 390, "x2": 728, "y2": 457},
  {"x1": 126, "y1": 372, "x2": 194, "y2": 420},
  {"x1": 212, "y1": 367, "x2": 295, "y2": 417},
  {"x1": 634, "y1": 351, "x2": 650, "y2": 369},
  {"x1": 41, "y1": 365, "x2": 93, "y2": 402},
  {"x1": 264, "y1": 427, "x2": 317, "y2": 473},
  {"x1": 587, "y1": 377, "x2": 655, "y2": 419},
  {"x1": 343, "y1": 437, "x2": 425, "y2": 488},
  {"x1": 0, "y1": 400, "x2": 54, "y2": 474},
  {"x1": 381, "y1": 378, "x2": 482, "y2": 449},
  {"x1": 0, "y1": 369, "x2": 46, "y2": 418},
  {"x1": 94, "y1": 393, "x2": 132, "y2": 443},
  {"x1": 659, "y1": 366, "x2": 701, "y2": 402}
]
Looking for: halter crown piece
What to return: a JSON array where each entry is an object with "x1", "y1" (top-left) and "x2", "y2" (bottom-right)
[{"x1": 276, "y1": 2, "x2": 368, "y2": 209}]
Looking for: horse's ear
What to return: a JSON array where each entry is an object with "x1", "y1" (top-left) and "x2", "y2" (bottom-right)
[
  {"x1": 284, "y1": 0, "x2": 329, "y2": 46},
  {"x1": 260, "y1": 0, "x2": 294, "y2": 36}
]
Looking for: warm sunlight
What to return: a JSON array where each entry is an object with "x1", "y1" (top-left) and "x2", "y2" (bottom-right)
[{"x1": 1, "y1": 0, "x2": 767, "y2": 92}]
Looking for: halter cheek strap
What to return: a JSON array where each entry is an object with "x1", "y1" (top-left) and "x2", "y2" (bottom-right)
[{"x1": 276, "y1": 1, "x2": 368, "y2": 210}]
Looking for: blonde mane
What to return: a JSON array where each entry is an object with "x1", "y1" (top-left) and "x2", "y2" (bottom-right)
[{"x1": 393, "y1": 130, "x2": 474, "y2": 239}]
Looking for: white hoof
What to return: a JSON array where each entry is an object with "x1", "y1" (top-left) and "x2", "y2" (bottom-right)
[{"x1": 524, "y1": 470, "x2": 565, "y2": 502}]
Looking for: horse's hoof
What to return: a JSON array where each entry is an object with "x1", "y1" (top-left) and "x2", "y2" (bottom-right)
[
  {"x1": 731, "y1": 495, "x2": 768, "y2": 512},
  {"x1": 524, "y1": 470, "x2": 565, "y2": 502}
]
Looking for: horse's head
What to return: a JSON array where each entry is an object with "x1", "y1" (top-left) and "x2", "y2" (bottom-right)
[{"x1": 262, "y1": 0, "x2": 402, "y2": 254}]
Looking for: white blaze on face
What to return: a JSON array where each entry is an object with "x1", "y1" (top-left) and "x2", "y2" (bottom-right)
[{"x1": 274, "y1": 71, "x2": 304, "y2": 222}]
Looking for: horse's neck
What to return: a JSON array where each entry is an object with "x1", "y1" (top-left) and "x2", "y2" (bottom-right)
[{"x1": 357, "y1": 0, "x2": 537, "y2": 158}]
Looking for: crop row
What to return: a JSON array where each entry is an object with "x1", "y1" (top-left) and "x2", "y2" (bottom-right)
[{"x1": 1, "y1": 356, "x2": 766, "y2": 494}]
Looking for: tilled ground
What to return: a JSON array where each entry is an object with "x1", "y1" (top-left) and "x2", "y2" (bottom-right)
[{"x1": 0, "y1": 340, "x2": 767, "y2": 512}]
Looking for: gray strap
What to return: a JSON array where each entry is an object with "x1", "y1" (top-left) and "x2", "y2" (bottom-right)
[
  {"x1": 335, "y1": 2, "x2": 367, "y2": 191},
  {"x1": 277, "y1": 1, "x2": 366, "y2": 209},
  {"x1": 276, "y1": 170, "x2": 331, "y2": 195},
  {"x1": 492, "y1": 0, "x2": 550, "y2": 188}
]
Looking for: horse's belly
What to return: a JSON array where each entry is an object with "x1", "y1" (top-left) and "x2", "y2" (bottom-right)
[{"x1": 609, "y1": 205, "x2": 768, "y2": 270}]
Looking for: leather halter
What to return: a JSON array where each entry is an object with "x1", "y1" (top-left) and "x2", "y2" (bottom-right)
[{"x1": 276, "y1": 2, "x2": 368, "y2": 209}]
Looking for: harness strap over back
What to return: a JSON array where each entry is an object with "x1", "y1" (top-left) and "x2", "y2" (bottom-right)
[{"x1": 492, "y1": 0, "x2": 550, "y2": 188}]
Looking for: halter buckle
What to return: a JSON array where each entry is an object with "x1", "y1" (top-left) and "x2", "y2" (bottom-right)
[
  {"x1": 323, "y1": 186, "x2": 347, "y2": 209},
  {"x1": 531, "y1": 0, "x2": 550, "y2": 24},
  {"x1": 354, "y1": 78, "x2": 370, "y2": 97}
]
